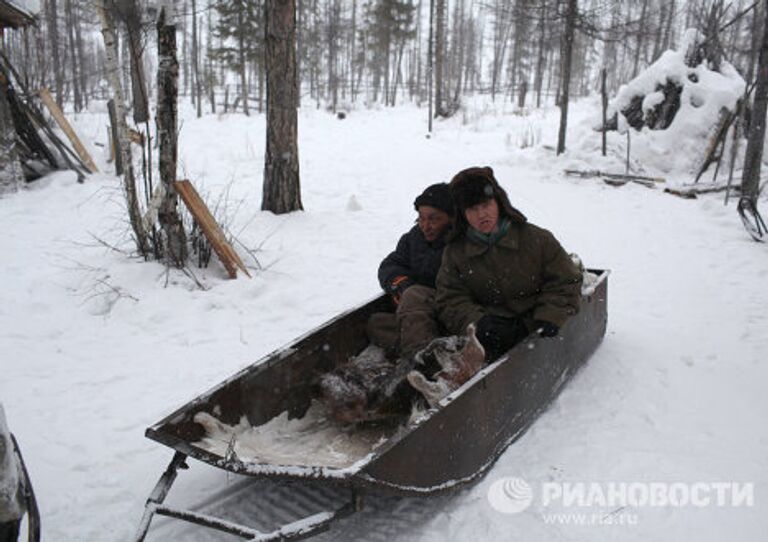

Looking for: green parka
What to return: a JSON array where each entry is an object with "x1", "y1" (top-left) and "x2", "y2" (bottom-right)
[{"x1": 435, "y1": 219, "x2": 583, "y2": 336}]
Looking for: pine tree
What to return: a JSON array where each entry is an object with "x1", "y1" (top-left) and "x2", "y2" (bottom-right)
[
  {"x1": 366, "y1": 0, "x2": 416, "y2": 105},
  {"x1": 212, "y1": 0, "x2": 263, "y2": 115}
]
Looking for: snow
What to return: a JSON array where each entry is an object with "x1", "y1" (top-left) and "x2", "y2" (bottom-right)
[
  {"x1": 6, "y1": 0, "x2": 39, "y2": 16},
  {"x1": 1, "y1": 95, "x2": 768, "y2": 541},
  {"x1": 607, "y1": 28, "x2": 746, "y2": 174}
]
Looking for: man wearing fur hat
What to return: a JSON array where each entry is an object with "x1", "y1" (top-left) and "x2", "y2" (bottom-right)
[
  {"x1": 367, "y1": 183, "x2": 455, "y2": 360},
  {"x1": 436, "y1": 166, "x2": 582, "y2": 360}
]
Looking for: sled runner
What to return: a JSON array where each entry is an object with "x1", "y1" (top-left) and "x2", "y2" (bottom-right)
[{"x1": 134, "y1": 270, "x2": 609, "y2": 541}]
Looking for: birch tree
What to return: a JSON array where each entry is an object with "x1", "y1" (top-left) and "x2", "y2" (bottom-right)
[
  {"x1": 95, "y1": 0, "x2": 151, "y2": 256},
  {"x1": 556, "y1": 0, "x2": 576, "y2": 155},
  {"x1": 156, "y1": 7, "x2": 188, "y2": 265}
]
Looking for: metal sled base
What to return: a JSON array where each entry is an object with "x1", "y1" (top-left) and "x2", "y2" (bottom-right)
[{"x1": 133, "y1": 452, "x2": 361, "y2": 541}]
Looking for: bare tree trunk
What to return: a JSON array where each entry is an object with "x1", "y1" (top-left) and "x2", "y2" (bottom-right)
[
  {"x1": 95, "y1": 0, "x2": 151, "y2": 257},
  {"x1": 182, "y1": 0, "x2": 188, "y2": 96},
  {"x1": 434, "y1": 0, "x2": 446, "y2": 116},
  {"x1": 263, "y1": 0, "x2": 302, "y2": 213},
  {"x1": 651, "y1": 0, "x2": 668, "y2": 62},
  {"x1": 123, "y1": 0, "x2": 149, "y2": 124},
  {"x1": 49, "y1": 0, "x2": 64, "y2": 108},
  {"x1": 207, "y1": 3, "x2": 216, "y2": 114},
  {"x1": 191, "y1": 0, "x2": 201, "y2": 118},
  {"x1": 632, "y1": 0, "x2": 649, "y2": 77},
  {"x1": 157, "y1": 8, "x2": 187, "y2": 266},
  {"x1": 556, "y1": 0, "x2": 577, "y2": 155},
  {"x1": 297, "y1": 0, "x2": 303, "y2": 106},
  {"x1": 391, "y1": 41, "x2": 405, "y2": 107},
  {"x1": 238, "y1": 6, "x2": 250, "y2": 116},
  {"x1": 383, "y1": 28, "x2": 391, "y2": 106},
  {"x1": 22, "y1": 27, "x2": 31, "y2": 90},
  {"x1": 534, "y1": 0, "x2": 547, "y2": 107},
  {"x1": 661, "y1": 0, "x2": 675, "y2": 53},
  {"x1": 327, "y1": 0, "x2": 339, "y2": 112},
  {"x1": 74, "y1": 0, "x2": 88, "y2": 109},
  {"x1": 349, "y1": 0, "x2": 356, "y2": 103},
  {"x1": 741, "y1": 1, "x2": 768, "y2": 203},
  {"x1": 36, "y1": 14, "x2": 47, "y2": 90},
  {"x1": 428, "y1": 0, "x2": 434, "y2": 131},
  {"x1": 746, "y1": 2, "x2": 764, "y2": 85},
  {"x1": 65, "y1": 0, "x2": 82, "y2": 112}
]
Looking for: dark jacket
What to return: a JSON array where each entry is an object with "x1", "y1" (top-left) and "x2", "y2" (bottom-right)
[
  {"x1": 378, "y1": 225, "x2": 449, "y2": 294},
  {"x1": 435, "y1": 220, "x2": 582, "y2": 335}
]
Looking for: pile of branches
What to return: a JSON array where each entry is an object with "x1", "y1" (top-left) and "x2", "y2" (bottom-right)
[
  {"x1": 605, "y1": 3, "x2": 737, "y2": 133},
  {"x1": 0, "y1": 52, "x2": 88, "y2": 181}
]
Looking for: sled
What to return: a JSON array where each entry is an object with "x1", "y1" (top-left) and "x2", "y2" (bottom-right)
[
  {"x1": 134, "y1": 270, "x2": 609, "y2": 541},
  {"x1": 8, "y1": 434, "x2": 40, "y2": 542}
]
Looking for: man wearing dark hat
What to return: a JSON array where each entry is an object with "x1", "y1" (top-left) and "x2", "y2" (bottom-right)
[
  {"x1": 436, "y1": 166, "x2": 582, "y2": 361},
  {"x1": 368, "y1": 183, "x2": 454, "y2": 359}
]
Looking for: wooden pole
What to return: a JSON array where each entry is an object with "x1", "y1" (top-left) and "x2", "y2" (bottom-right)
[
  {"x1": 107, "y1": 99, "x2": 123, "y2": 175},
  {"x1": 38, "y1": 87, "x2": 98, "y2": 173},
  {"x1": 601, "y1": 68, "x2": 607, "y2": 157},
  {"x1": 626, "y1": 129, "x2": 630, "y2": 174},
  {"x1": 427, "y1": 0, "x2": 434, "y2": 134}
]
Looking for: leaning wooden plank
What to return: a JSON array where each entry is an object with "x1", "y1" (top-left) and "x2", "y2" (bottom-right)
[
  {"x1": 564, "y1": 169, "x2": 666, "y2": 183},
  {"x1": 693, "y1": 106, "x2": 732, "y2": 183},
  {"x1": 37, "y1": 87, "x2": 99, "y2": 173},
  {"x1": 174, "y1": 180, "x2": 251, "y2": 279}
]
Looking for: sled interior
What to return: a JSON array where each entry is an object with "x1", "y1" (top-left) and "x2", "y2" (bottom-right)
[{"x1": 146, "y1": 270, "x2": 608, "y2": 486}]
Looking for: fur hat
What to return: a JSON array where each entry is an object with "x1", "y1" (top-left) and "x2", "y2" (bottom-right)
[
  {"x1": 414, "y1": 183, "x2": 454, "y2": 216},
  {"x1": 449, "y1": 166, "x2": 527, "y2": 238}
]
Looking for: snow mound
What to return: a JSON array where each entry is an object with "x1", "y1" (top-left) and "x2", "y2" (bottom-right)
[{"x1": 607, "y1": 29, "x2": 745, "y2": 174}]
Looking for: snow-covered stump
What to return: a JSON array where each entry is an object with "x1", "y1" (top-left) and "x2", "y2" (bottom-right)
[
  {"x1": 601, "y1": 29, "x2": 746, "y2": 175},
  {"x1": 0, "y1": 73, "x2": 23, "y2": 196}
]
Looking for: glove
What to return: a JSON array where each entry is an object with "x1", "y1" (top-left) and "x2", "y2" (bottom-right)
[
  {"x1": 389, "y1": 275, "x2": 414, "y2": 304},
  {"x1": 475, "y1": 315, "x2": 528, "y2": 360},
  {"x1": 534, "y1": 320, "x2": 559, "y2": 338}
]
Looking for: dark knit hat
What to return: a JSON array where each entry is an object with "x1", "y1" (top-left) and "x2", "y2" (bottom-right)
[
  {"x1": 414, "y1": 183, "x2": 454, "y2": 216},
  {"x1": 449, "y1": 166, "x2": 527, "y2": 239}
]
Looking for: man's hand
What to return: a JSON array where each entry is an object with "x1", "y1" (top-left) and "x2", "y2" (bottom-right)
[{"x1": 390, "y1": 275, "x2": 414, "y2": 304}]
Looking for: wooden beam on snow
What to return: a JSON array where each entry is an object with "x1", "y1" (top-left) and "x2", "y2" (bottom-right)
[{"x1": 564, "y1": 169, "x2": 666, "y2": 184}]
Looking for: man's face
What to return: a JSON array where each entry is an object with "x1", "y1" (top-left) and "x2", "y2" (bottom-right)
[
  {"x1": 465, "y1": 198, "x2": 499, "y2": 234},
  {"x1": 417, "y1": 205, "x2": 452, "y2": 242}
]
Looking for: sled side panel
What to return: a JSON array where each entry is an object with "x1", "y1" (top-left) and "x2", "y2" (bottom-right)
[{"x1": 358, "y1": 275, "x2": 608, "y2": 493}]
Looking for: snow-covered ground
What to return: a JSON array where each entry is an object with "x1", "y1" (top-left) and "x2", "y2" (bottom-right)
[{"x1": 1, "y1": 96, "x2": 767, "y2": 541}]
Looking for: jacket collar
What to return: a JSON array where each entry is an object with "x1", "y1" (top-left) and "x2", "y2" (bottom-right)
[{"x1": 462, "y1": 222, "x2": 520, "y2": 257}]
